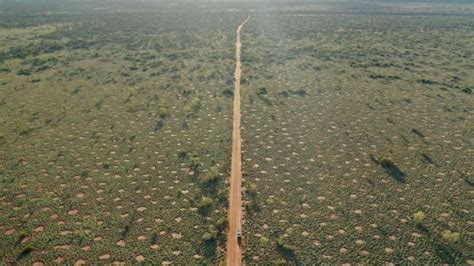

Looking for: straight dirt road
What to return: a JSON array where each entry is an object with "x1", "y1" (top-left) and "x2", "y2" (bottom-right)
[{"x1": 227, "y1": 15, "x2": 250, "y2": 266}]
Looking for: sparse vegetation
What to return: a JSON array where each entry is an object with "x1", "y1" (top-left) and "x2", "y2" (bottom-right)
[
  {"x1": 241, "y1": 2, "x2": 473, "y2": 264},
  {"x1": 0, "y1": 1, "x2": 240, "y2": 264},
  {"x1": 0, "y1": 0, "x2": 472, "y2": 265}
]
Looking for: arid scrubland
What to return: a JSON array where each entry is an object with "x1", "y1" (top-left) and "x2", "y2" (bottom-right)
[
  {"x1": 0, "y1": 2, "x2": 248, "y2": 264},
  {"x1": 0, "y1": 1, "x2": 473, "y2": 265},
  {"x1": 241, "y1": 5, "x2": 473, "y2": 264}
]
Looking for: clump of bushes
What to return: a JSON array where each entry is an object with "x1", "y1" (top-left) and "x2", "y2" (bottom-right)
[
  {"x1": 17, "y1": 69, "x2": 32, "y2": 76},
  {"x1": 201, "y1": 166, "x2": 219, "y2": 183},
  {"x1": 202, "y1": 225, "x2": 218, "y2": 241},
  {"x1": 222, "y1": 88, "x2": 233, "y2": 98},
  {"x1": 278, "y1": 89, "x2": 308, "y2": 97},
  {"x1": 277, "y1": 90, "x2": 290, "y2": 97},
  {"x1": 0, "y1": 67, "x2": 10, "y2": 73},
  {"x1": 277, "y1": 236, "x2": 296, "y2": 253},
  {"x1": 184, "y1": 97, "x2": 202, "y2": 117},
  {"x1": 216, "y1": 216, "x2": 227, "y2": 231},
  {"x1": 413, "y1": 211, "x2": 429, "y2": 233},
  {"x1": 191, "y1": 97, "x2": 201, "y2": 113},
  {"x1": 154, "y1": 119, "x2": 164, "y2": 131},
  {"x1": 376, "y1": 155, "x2": 406, "y2": 182},
  {"x1": 418, "y1": 79, "x2": 437, "y2": 85},
  {"x1": 197, "y1": 196, "x2": 213, "y2": 209},
  {"x1": 461, "y1": 87, "x2": 472, "y2": 94},
  {"x1": 248, "y1": 183, "x2": 258, "y2": 199},
  {"x1": 272, "y1": 258, "x2": 287, "y2": 265},
  {"x1": 188, "y1": 153, "x2": 200, "y2": 174},
  {"x1": 413, "y1": 211, "x2": 425, "y2": 223},
  {"x1": 259, "y1": 236, "x2": 269, "y2": 245},
  {"x1": 441, "y1": 230, "x2": 460, "y2": 243},
  {"x1": 379, "y1": 157, "x2": 396, "y2": 168},
  {"x1": 159, "y1": 106, "x2": 168, "y2": 118},
  {"x1": 19, "y1": 128, "x2": 32, "y2": 136},
  {"x1": 257, "y1": 87, "x2": 268, "y2": 96},
  {"x1": 412, "y1": 211, "x2": 461, "y2": 244},
  {"x1": 293, "y1": 89, "x2": 307, "y2": 97},
  {"x1": 246, "y1": 183, "x2": 260, "y2": 212},
  {"x1": 256, "y1": 87, "x2": 272, "y2": 106}
]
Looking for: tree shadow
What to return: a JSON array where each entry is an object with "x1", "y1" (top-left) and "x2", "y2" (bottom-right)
[
  {"x1": 382, "y1": 164, "x2": 407, "y2": 183},
  {"x1": 16, "y1": 247, "x2": 33, "y2": 262},
  {"x1": 433, "y1": 243, "x2": 463, "y2": 264},
  {"x1": 202, "y1": 239, "x2": 216, "y2": 259},
  {"x1": 198, "y1": 205, "x2": 212, "y2": 216},
  {"x1": 416, "y1": 223, "x2": 431, "y2": 236},
  {"x1": 369, "y1": 154, "x2": 407, "y2": 183},
  {"x1": 276, "y1": 246, "x2": 300, "y2": 264},
  {"x1": 416, "y1": 224, "x2": 464, "y2": 264}
]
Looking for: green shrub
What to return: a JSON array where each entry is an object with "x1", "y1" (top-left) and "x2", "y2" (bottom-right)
[
  {"x1": 202, "y1": 232, "x2": 214, "y2": 241},
  {"x1": 277, "y1": 236, "x2": 296, "y2": 253},
  {"x1": 413, "y1": 211, "x2": 425, "y2": 223},
  {"x1": 293, "y1": 89, "x2": 307, "y2": 97},
  {"x1": 159, "y1": 107, "x2": 168, "y2": 118},
  {"x1": 216, "y1": 216, "x2": 227, "y2": 231},
  {"x1": 272, "y1": 258, "x2": 287, "y2": 265},
  {"x1": 189, "y1": 153, "x2": 200, "y2": 172},
  {"x1": 257, "y1": 87, "x2": 268, "y2": 96},
  {"x1": 0, "y1": 67, "x2": 10, "y2": 73},
  {"x1": 441, "y1": 230, "x2": 460, "y2": 243},
  {"x1": 19, "y1": 128, "x2": 32, "y2": 136},
  {"x1": 248, "y1": 183, "x2": 258, "y2": 200},
  {"x1": 202, "y1": 225, "x2": 218, "y2": 241},
  {"x1": 191, "y1": 97, "x2": 201, "y2": 112},
  {"x1": 183, "y1": 106, "x2": 191, "y2": 114},
  {"x1": 222, "y1": 88, "x2": 233, "y2": 97},
  {"x1": 17, "y1": 69, "x2": 31, "y2": 76},
  {"x1": 201, "y1": 166, "x2": 219, "y2": 183},
  {"x1": 197, "y1": 196, "x2": 213, "y2": 209},
  {"x1": 379, "y1": 157, "x2": 396, "y2": 168}
]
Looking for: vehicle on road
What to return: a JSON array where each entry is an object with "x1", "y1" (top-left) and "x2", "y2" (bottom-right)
[{"x1": 236, "y1": 229, "x2": 242, "y2": 244}]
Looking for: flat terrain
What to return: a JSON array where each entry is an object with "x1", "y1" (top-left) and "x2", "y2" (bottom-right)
[
  {"x1": 227, "y1": 15, "x2": 250, "y2": 266},
  {"x1": 0, "y1": 2, "x2": 247, "y2": 264},
  {"x1": 241, "y1": 3, "x2": 473, "y2": 264},
  {"x1": 1, "y1": 1, "x2": 473, "y2": 265}
]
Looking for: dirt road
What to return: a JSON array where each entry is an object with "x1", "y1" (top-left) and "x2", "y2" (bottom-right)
[{"x1": 226, "y1": 15, "x2": 250, "y2": 266}]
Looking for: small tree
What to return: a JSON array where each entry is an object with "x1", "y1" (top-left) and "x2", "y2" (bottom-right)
[
  {"x1": 202, "y1": 225, "x2": 217, "y2": 241},
  {"x1": 277, "y1": 236, "x2": 296, "y2": 254},
  {"x1": 379, "y1": 157, "x2": 396, "y2": 168},
  {"x1": 197, "y1": 196, "x2": 213, "y2": 209},
  {"x1": 259, "y1": 236, "x2": 269, "y2": 246},
  {"x1": 248, "y1": 183, "x2": 258, "y2": 199},
  {"x1": 188, "y1": 153, "x2": 200, "y2": 174},
  {"x1": 159, "y1": 107, "x2": 168, "y2": 118},
  {"x1": 201, "y1": 166, "x2": 219, "y2": 183}
]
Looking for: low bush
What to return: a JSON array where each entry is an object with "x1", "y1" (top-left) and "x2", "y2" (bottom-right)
[
  {"x1": 441, "y1": 230, "x2": 460, "y2": 243},
  {"x1": 201, "y1": 166, "x2": 219, "y2": 183},
  {"x1": 197, "y1": 196, "x2": 214, "y2": 209}
]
